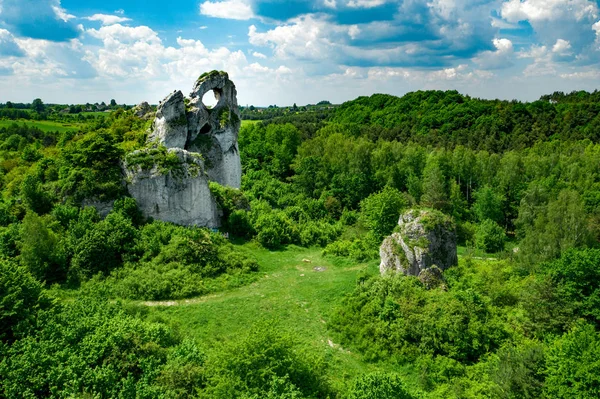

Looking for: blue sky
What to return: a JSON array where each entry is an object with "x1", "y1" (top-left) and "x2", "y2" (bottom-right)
[{"x1": 0, "y1": 0, "x2": 599, "y2": 106}]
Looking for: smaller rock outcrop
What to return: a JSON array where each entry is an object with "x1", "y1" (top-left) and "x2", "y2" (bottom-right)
[
  {"x1": 133, "y1": 101, "x2": 153, "y2": 120},
  {"x1": 380, "y1": 209, "x2": 457, "y2": 278}
]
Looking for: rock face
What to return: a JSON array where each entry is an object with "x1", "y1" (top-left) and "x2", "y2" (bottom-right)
[
  {"x1": 187, "y1": 71, "x2": 242, "y2": 188},
  {"x1": 123, "y1": 71, "x2": 242, "y2": 227},
  {"x1": 123, "y1": 148, "x2": 220, "y2": 227},
  {"x1": 147, "y1": 91, "x2": 188, "y2": 149},
  {"x1": 380, "y1": 209, "x2": 458, "y2": 278}
]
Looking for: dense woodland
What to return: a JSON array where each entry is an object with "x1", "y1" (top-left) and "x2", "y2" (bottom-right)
[{"x1": 1, "y1": 90, "x2": 600, "y2": 398}]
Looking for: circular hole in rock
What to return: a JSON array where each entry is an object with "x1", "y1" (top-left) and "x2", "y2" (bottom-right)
[{"x1": 201, "y1": 89, "x2": 222, "y2": 108}]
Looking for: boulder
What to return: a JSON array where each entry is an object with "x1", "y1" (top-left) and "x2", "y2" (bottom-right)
[
  {"x1": 147, "y1": 91, "x2": 188, "y2": 149},
  {"x1": 380, "y1": 209, "x2": 457, "y2": 278},
  {"x1": 133, "y1": 101, "x2": 153, "y2": 119},
  {"x1": 122, "y1": 147, "x2": 220, "y2": 228}
]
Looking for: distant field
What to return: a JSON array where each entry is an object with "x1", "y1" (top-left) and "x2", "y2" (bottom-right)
[
  {"x1": 0, "y1": 119, "x2": 84, "y2": 133},
  {"x1": 241, "y1": 119, "x2": 260, "y2": 127},
  {"x1": 80, "y1": 111, "x2": 110, "y2": 117}
]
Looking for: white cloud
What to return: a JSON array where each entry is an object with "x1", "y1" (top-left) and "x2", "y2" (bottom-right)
[
  {"x1": 199, "y1": 0, "x2": 253, "y2": 20},
  {"x1": 324, "y1": 0, "x2": 337, "y2": 8},
  {"x1": 474, "y1": 38, "x2": 515, "y2": 69},
  {"x1": 252, "y1": 51, "x2": 267, "y2": 58},
  {"x1": 52, "y1": 2, "x2": 75, "y2": 22},
  {"x1": 502, "y1": 0, "x2": 598, "y2": 22},
  {"x1": 347, "y1": 0, "x2": 386, "y2": 8},
  {"x1": 552, "y1": 38, "x2": 572, "y2": 53},
  {"x1": 85, "y1": 14, "x2": 132, "y2": 26},
  {"x1": 0, "y1": 28, "x2": 24, "y2": 57}
]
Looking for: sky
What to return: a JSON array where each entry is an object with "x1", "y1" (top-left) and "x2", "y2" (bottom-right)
[{"x1": 0, "y1": 0, "x2": 599, "y2": 106}]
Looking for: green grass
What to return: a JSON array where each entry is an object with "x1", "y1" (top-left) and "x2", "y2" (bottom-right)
[
  {"x1": 241, "y1": 119, "x2": 260, "y2": 127},
  {"x1": 0, "y1": 119, "x2": 84, "y2": 133},
  {"x1": 141, "y1": 242, "x2": 383, "y2": 388},
  {"x1": 80, "y1": 111, "x2": 110, "y2": 117}
]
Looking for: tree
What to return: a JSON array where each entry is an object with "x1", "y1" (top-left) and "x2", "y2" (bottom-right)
[
  {"x1": 110, "y1": 99, "x2": 117, "y2": 107},
  {"x1": 360, "y1": 186, "x2": 408, "y2": 239},
  {"x1": 31, "y1": 98, "x2": 44, "y2": 114},
  {"x1": 475, "y1": 219, "x2": 506, "y2": 253},
  {"x1": 19, "y1": 212, "x2": 65, "y2": 283},
  {"x1": 472, "y1": 186, "x2": 504, "y2": 224},
  {"x1": 420, "y1": 160, "x2": 449, "y2": 211},
  {"x1": 545, "y1": 322, "x2": 600, "y2": 399}
]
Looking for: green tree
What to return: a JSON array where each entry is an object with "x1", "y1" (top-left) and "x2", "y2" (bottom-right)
[
  {"x1": 19, "y1": 212, "x2": 65, "y2": 283},
  {"x1": 360, "y1": 186, "x2": 408, "y2": 239},
  {"x1": 31, "y1": 98, "x2": 44, "y2": 114},
  {"x1": 420, "y1": 160, "x2": 449, "y2": 211},
  {"x1": 472, "y1": 186, "x2": 504, "y2": 224},
  {"x1": 475, "y1": 219, "x2": 506, "y2": 253},
  {"x1": 545, "y1": 322, "x2": 600, "y2": 399}
]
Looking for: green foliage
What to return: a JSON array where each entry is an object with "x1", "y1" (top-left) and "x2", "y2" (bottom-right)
[
  {"x1": 200, "y1": 322, "x2": 331, "y2": 399},
  {"x1": 543, "y1": 249, "x2": 600, "y2": 324},
  {"x1": 254, "y1": 211, "x2": 296, "y2": 249},
  {"x1": 472, "y1": 186, "x2": 504, "y2": 224},
  {"x1": 0, "y1": 260, "x2": 50, "y2": 342},
  {"x1": 0, "y1": 297, "x2": 179, "y2": 398},
  {"x1": 70, "y1": 211, "x2": 138, "y2": 282},
  {"x1": 474, "y1": 219, "x2": 506, "y2": 253},
  {"x1": 360, "y1": 186, "x2": 408, "y2": 239},
  {"x1": 331, "y1": 273, "x2": 508, "y2": 363},
  {"x1": 347, "y1": 372, "x2": 415, "y2": 399},
  {"x1": 545, "y1": 322, "x2": 600, "y2": 399},
  {"x1": 323, "y1": 237, "x2": 378, "y2": 262},
  {"x1": 19, "y1": 212, "x2": 66, "y2": 283}
]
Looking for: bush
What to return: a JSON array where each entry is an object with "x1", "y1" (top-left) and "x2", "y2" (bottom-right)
[
  {"x1": 200, "y1": 322, "x2": 330, "y2": 399},
  {"x1": 254, "y1": 211, "x2": 296, "y2": 249},
  {"x1": 298, "y1": 221, "x2": 342, "y2": 247},
  {"x1": 545, "y1": 322, "x2": 600, "y2": 399},
  {"x1": 323, "y1": 237, "x2": 379, "y2": 262},
  {"x1": 347, "y1": 372, "x2": 415, "y2": 399},
  {"x1": 474, "y1": 219, "x2": 506, "y2": 253},
  {"x1": 360, "y1": 186, "x2": 408, "y2": 239},
  {"x1": 0, "y1": 260, "x2": 50, "y2": 342}
]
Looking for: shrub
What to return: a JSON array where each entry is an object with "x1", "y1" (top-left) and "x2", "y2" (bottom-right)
[
  {"x1": 347, "y1": 372, "x2": 415, "y2": 399},
  {"x1": 254, "y1": 211, "x2": 296, "y2": 249},
  {"x1": 474, "y1": 219, "x2": 506, "y2": 253}
]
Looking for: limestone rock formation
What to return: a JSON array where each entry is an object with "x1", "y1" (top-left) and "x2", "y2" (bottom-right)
[
  {"x1": 147, "y1": 91, "x2": 188, "y2": 149},
  {"x1": 123, "y1": 71, "x2": 242, "y2": 227},
  {"x1": 379, "y1": 209, "x2": 458, "y2": 278},
  {"x1": 122, "y1": 148, "x2": 219, "y2": 227},
  {"x1": 133, "y1": 101, "x2": 153, "y2": 120},
  {"x1": 187, "y1": 70, "x2": 242, "y2": 188}
]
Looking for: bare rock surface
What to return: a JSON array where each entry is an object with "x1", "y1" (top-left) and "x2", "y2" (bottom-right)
[
  {"x1": 122, "y1": 148, "x2": 220, "y2": 228},
  {"x1": 380, "y1": 209, "x2": 458, "y2": 278},
  {"x1": 147, "y1": 91, "x2": 188, "y2": 149}
]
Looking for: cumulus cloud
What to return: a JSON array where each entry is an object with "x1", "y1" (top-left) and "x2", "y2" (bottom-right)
[
  {"x1": 252, "y1": 51, "x2": 267, "y2": 58},
  {"x1": 85, "y1": 14, "x2": 132, "y2": 26},
  {"x1": 347, "y1": 0, "x2": 387, "y2": 8},
  {"x1": 474, "y1": 38, "x2": 515, "y2": 70},
  {"x1": 0, "y1": 0, "x2": 80, "y2": 41},
  {"x1": 0, "y1": 29, "x2": 24, "y2": 57},
  {"x1": 199, "y1": 0, "x2": 254, "y2": 20},
  {"x1": 500, "y1": 0, "x2": 599, "y2": 63}
]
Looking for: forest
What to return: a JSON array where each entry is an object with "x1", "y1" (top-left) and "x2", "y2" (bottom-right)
[{"x1": 1, "y1": 89, "x2": 600, "y2": 398}]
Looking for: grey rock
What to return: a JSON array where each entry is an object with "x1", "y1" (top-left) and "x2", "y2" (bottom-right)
[
  {"x1": 81, "y1": 199, "x2": 115, "y2": 218},
  {"x1": 133, "y1": 101, "x2": 153, "y2": 119},
  {"x1": 187, "y1": 71, "x2": 241, "y2": 188},
  {"x1": 380, "y1": 209, "x2": 458, "y2": 277},
  {"x1": 122, "y1": 148, "x2": 220, "y2": 228},
  {"x1": 147, "y1": 91, "x2": 188, "y2": 149}
]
